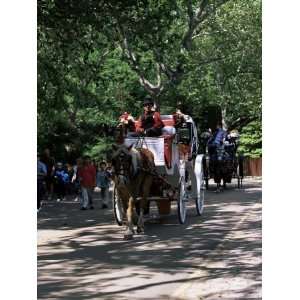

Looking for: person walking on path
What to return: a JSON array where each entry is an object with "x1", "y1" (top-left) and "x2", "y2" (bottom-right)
[
  {"x1": 96, "y1": 161, "x2": 111, "y2": 209},
  {"x1": 37, "y1": 152, "x2": 47, "y2": 211},
  {"x1": 41, "y1": 148, "x2": 55, "y2": 200},
  {"x1": 78, "y1": 156, "x2": 96, "y2": 210},
  {"x1": 72, "y1": 158, "x2": 83, "y2": 202},
  {"x1": 54, "y1": 162, "x2": 69, "y2": 202}
]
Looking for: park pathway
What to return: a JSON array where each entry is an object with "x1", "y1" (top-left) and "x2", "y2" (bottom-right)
[{"x1": 38, "y1": 177, "x2": 261, "y2": 300}]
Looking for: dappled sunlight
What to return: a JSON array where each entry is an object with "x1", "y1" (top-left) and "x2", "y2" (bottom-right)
[{"x1": 38, "y1": 178, "x2": 261, "y2": 299}]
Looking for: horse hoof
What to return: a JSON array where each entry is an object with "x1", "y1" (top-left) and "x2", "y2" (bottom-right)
[{"x1": 123, "y1": 234, "x2": 133, "y2": 240}]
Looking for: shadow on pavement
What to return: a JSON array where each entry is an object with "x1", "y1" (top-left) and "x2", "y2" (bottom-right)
[{"x1": 38, "y1": 179, "x2": 261, "y2": 300}]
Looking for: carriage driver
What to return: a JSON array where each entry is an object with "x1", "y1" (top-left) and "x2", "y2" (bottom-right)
[{"x1": 136, "y1": 95, "x2": 164, "y2": 137}]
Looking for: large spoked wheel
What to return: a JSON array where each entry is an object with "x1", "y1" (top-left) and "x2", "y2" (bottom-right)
[
  {"x1": 205, "y1": 178, "x2": 209, "y2": 190},
  {"x1": 237, "y1": 156, "x2": 244, "y2": 189},
  {"x1": 112, "y1": 187, "x2": 123, "y2": 226},
  {"x1": 195, "y1": 170, "x2": 205, "y2": 216},
  {"x1": 237, "y1": 164, "x2": 241, "y2": 188},
  {"x1": 237, "y1": 166, "x2": 244, "y2": 189},
  {"x1": 194, "y1": 155, "x2": 205, "y2": 216},
  {"x1": 203, "y1": 157, "x2": 209, "y2": 190},
  {"x1": 177, "y1": 176, "x2": 187, "y2": 224}
]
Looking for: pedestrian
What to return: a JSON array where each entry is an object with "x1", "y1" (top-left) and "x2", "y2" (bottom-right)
[
  {"x1": 78, "y1": 156, "x2": 96, "y2": 210},
  {"x1": 65, "y1": 163, "x2": 74, "y2": 196},
  {"x1": 37, "y1": 152, "x2": 47, "y2": 211},
  {"x1": 41, "y1": 148, "x2": 55, "y2": 200},
  {"x1": 72, "y1": 158, "x2": 83, "y2": 201},
  {"x1": 54, "y1": 162, "x2": 69, "y2": 201},
  {"x1": 96, "y1": 161, "x2": 111, "y2": 209}
]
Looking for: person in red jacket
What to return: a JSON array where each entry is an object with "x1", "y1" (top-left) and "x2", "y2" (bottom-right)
[
  {"x1": 136, "y1": 96, "x2": 164, "y2": 137},
  {"x1": 78, "y1": 155, "x2": 96, "y2": 210}
]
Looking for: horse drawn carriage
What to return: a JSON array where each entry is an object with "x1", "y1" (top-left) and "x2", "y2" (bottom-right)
[
  {"x1": 201, "y1": 130, "x2": 244, "y2": 191},
  {"x1": 111, "y1": 113, "x2": 205, "y2": 239}
]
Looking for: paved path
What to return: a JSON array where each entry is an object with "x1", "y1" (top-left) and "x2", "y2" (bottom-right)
[{"x1": 38, "y1": 178, "x2": 261, "y2": 300}]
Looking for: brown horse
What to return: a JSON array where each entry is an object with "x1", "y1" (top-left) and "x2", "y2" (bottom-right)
[{"x1": 111, "y1": 144, "x2": 155, "y2": 239}]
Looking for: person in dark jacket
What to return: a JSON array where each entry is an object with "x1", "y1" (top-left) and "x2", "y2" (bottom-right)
[
  {"x1": 54, "y1": 162, "x2": 69, "y2": 201},
  {"x1": 136, "y1": 96, "x2": 164, "y2": 137},
  {"x1": 208, "y1": 123, "x2": 227, "y2": 146},
  {"x1": 41, "y1": 148, "x2": 55, "y2": 200},
  {"x1": 37, "y1": 152, "x2": 47, "y2": 211}
]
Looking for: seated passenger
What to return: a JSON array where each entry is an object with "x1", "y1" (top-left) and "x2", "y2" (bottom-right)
[
  {"x1": 208, "y1": 123, "x2": 228, "y2": 146},
  {"x1": 136, "y1": 96, "x2": 164, "y2": 137},
  {"x1": 207, "y1": 123, "x2": 228, "y2": 160},
  {"x1": 118, "y1": 112, "x2": 136, "y2": 137},
  {"x1": 173, "y1": 108, "x2": 187, "y2": 129}
]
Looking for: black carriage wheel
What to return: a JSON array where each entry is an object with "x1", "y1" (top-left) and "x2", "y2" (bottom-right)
[
  {"x1": 205, "y1": 178, "x2": 209, "y2": 190},
  {"x1": 203, "y1": 157, "x2": 209, "y2": 190},
  {"x1": 112, "y1": 187, "x2": 123, "y2": 226},
  {"x1": 236, "y1": 160, "x2": 243, "y2": 189}
]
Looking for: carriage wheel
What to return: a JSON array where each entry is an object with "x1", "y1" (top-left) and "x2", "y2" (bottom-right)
[
  {"x1": 195, "y1": 170, "x2": 205, "y2": 216},
  {"x1": 177, "y1": 176, "x2": 187, "y2": 224},
  {"x1": 203, "y1": 157, "x2": 209, "y2": 190},
  {"x1": 205, "y1": 178, "x2": 209, "y2": 190},
  {"x1": 237, "y1": 165, "x2": 241, "y2": 189},
  {"x1": 236, "y1": 160, "x2": 243, "y2": 189},
  {"x1": 112, "y1": 187, "x2": 123, "y2": 226}
]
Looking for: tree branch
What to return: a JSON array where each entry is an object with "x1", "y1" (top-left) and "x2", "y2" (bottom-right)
[{"x1": 116, "y1": 22, "x2": 164, "y2": 96}]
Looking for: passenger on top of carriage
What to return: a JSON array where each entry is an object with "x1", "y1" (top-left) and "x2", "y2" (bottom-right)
[
  {"x1": 208, "y1": 123, "x2": 228, "y2": 146},
  {"x1": 118, "y1": 112, "x2": 136, "y2": 133},
  {"x1": 173, "y1": 108, "x2": 187, "y2": 128},
  {"x1": 136, "y1": 95, "x2": 164, "y2": 137}
]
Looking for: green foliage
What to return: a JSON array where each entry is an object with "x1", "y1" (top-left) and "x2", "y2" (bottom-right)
[
  {"x1": 238, "y1": 121, "x2": 262, "y2": 158},
  {"x1": 37, "y1": 0, "x2": 262, "y2": 161},
  {"x1": 83, "y1": 137, "x2": 115, "y2": 162}
]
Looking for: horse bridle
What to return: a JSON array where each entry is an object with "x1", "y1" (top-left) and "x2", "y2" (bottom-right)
[{"x1": 112, "y1": 150, "x2": 134, "y2": 181}]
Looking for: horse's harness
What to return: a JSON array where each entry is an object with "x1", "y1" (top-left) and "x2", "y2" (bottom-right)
[{"x1": 113, "y1": 142, "x2": 173, "y2": 190}]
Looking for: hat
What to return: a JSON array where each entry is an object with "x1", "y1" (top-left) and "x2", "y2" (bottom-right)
[{"x1": 143, "y1": 95, "x2": 154, "y2": 106}]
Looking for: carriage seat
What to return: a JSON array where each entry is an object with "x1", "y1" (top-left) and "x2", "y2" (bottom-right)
[
  {"x1": 160, "y1": 116, "x2": 176, "y2": 169},
  {"x1": 132, "y1": 115, "x2": 176, "y2": 169}
]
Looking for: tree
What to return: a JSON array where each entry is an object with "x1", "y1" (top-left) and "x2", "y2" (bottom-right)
[{"x1": 37, "y1": 0, "x2": 262, "y2": 160}]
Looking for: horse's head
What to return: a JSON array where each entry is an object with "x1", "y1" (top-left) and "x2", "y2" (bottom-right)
[{"x1": 111, "y1": 144, "x2": 136, "y2": 180}]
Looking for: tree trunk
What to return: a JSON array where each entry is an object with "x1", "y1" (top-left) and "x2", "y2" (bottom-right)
[{"x1": 221, "y1": 107, "x2": 228, "y2": 130}]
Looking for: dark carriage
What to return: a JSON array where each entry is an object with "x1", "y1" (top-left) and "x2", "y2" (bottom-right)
[{"x1": 201, "y1": 131, "x2": 244, "y2": 190}]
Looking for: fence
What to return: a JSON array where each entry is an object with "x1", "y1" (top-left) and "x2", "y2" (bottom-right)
[{"x1": 243, "y1": 157, "x2": 262, "y2": 176}]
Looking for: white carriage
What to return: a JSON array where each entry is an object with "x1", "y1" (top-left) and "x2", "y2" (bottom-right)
[{"x1": 113, "y1": 114, "x2": 205, "y2": 225}]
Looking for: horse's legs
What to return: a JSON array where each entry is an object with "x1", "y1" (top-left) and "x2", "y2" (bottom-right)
[
  {"x1": 137, "y1": 197, "x2": 145, "y2": 234},
  {"x1": 137, "y1": 176, "x2": 152, "y2": 234},
  {"x1": 124, "y1": 196, "x2": 135, "y2": 240}
]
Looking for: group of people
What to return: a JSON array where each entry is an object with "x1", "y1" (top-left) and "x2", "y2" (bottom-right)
[
  {"x1": 118, "y1": 95, "x2": 191, "y2": 139},
  {"x1": 118, "y1": 95, "x2": 165, "y2": 138},
  {"x1": 38, "y1": 95, "x2": 239, "y2": 211},
  {"x1": 37, "y1": 149, "x2": 112, "y2": 212}
]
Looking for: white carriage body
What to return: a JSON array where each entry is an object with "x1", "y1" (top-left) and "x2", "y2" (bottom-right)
[
  {"x1": 113, "y1": 115, "x2": 204, "y2": 225},
  {"x1": 123, "y1": 115, "x2": 203, "y2": 202},
  {"x1": 124, "y1": 137, "x2": 179, "y2": 175}
]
